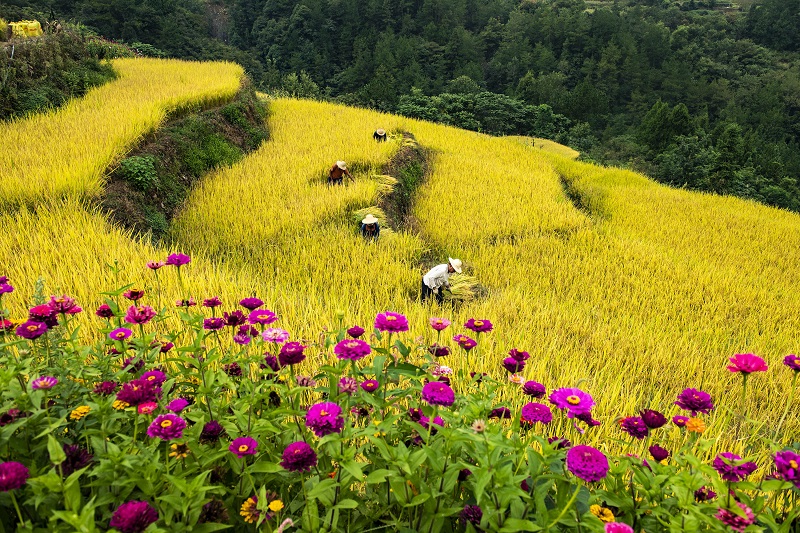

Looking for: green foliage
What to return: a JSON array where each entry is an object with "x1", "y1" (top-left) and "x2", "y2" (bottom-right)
[{"x1": 119, "y1": 155, "x2": 158, "y2": 192}]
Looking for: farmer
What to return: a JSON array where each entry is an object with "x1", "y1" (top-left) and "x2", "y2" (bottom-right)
[
  {"x1": 421, "y1": 258, "x2": 462, "y2": 304},
  {"x1": 360, "y1": 214, "x2": 380, "y2": 241},
  {"x1": 373, "y1": 129, "x2": 387, "y2": 142},
  {"x1": 328, "y1": 161, "x2": 353, "y2": 186}
]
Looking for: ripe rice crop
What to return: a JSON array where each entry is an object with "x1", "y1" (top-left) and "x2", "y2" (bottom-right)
[{"x1": 0, "y1": 58, "x2": 243, "y2": 210}]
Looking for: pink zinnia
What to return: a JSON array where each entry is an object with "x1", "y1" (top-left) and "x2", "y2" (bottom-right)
[
  {"x1": 421, "y1": 381, "x2": 455, "y2": 407},
  {"x1": 605, "y1": 524, "x2": 634, "y2": 533},
  {"x1": 31, "y1": 376, "x2": 58, "y2": 390},
  {"x1": 334, "y1": 338, "x2": 371, "y2": 361},
  {"x1": 429, "y1": 317, "x2": 451, "y2": 331},
  {"x1": 262, "y1": 328, "x2": 289, "y2": 343},
  {"x1": 374, "y1": 311, "x2": 409, "y2": 333},
  {"x1": 109, "y1": 328, "x2": 132, "y2": 341},
  {"x1": 124, "y1": 305, "x2": 156, "y2": 325},
  {"x1": 727, "y1": 353, "x2": 768, "y2": 374},
  {"x1": 453, "y1": 334, "x2": 477, "y2": 351},
  {"x1": 147, "y1": 261, "x2": 165, "y2": 270},
  {"x1": 715, "y1": 502, "x2": 755, "y2": 532}
]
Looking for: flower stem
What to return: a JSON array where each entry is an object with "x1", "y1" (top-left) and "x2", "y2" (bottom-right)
[
  {"x1": 775, "y1": 373, "x2": 797, "y2": 438},
  {"x1": 10, "y1": 490, "x2": 25, "y2": 526}
]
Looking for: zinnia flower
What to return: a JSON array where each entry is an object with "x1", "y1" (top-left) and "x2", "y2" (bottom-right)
[
  {"x1": 31, "y1": 376, "x2": 58, "y2": 390},
  {"x1": 338, "y1": 377, "x2": 358, "y2": 395},
  {"x1": 520, "y1": 402, "x2": 552, "y2": 425},
  {"x1": 296, "y1": 375, "x2": 317, "y2": 387},
  {"x1": 523, "y1": 381, "x2": 546, "y2": 398},
  {"x1": 421, "y1": 381, "x2": 455, "y2": 407},
  {"x1": 147, "y1": 261, "x2": 165, "y2": 270},
  {"x1": 142, "y1": 370, "x2": 167, "y2": 386},
  {"x1": 230, "y1": 437, "x2": 258, "y2": 457},
  {"x1": 471, "y1": 419, "x2": 486, "y2": 432},
  {"x1": 605, "y1": 524, "x2": 634, "y2": 533},
  {"x1": 675, "y1": 388, "x2": 714, "y2": 416},
  {"x1": 239, "y1": 297, "x2": 264, "y2": 310},
  {"x1": 508, "y1": 373, "x2": 525, "y2": 385},
  {"x1": 695, "y1": 486, "x2": 717, "y2": 501},
  {"x1": 233, "y1": 334, "x2": 251, "y2": 345},
  {"x1": 124, "y1": 305, "x2": 156, "y2": 325},
  {"x1": 715, "y1": 502, "x2": 755, "y2": 532},
  {"x1": 502, "y1": 357, "x2": 525, "y2": 373},
  {"x1": 199, "y1": 421, "x2": 226, "y2": 444},
  {"x1": 165, "y1": 253, "x2": 191, "y2": 267},
  {"x1": 117, "y1": 379, "x2": 160, "y2": 406},
  {"x1": 428, "y1": 343, "x2": 450, "y2": 357},
  {"x1": 198, "y1": 499, "x2": 229, "y2": 523},
  {"x1": 774, "y1": 449, "x2": 800, "y2": 488},
  {"x1": 60, "y1": 445, "x2": 93, "y2": 476},
  {"x1": 590, "y1": 505, "x2": 615, "y2": 523},
  {"x1": 202, "y1": 297, "x2": 222, "y2": 308},
  {"x1": 347, "y1": 325, "x2": 365, "y2": 338},
  {"x1": 224, "y1": 310, "x2": 247, "y2": 327},
  {"x1": 203, "y1": 317, "x2": 225, "y2": 331},
  {"x1": 783, "y1": 354, "x2": 800, "y2": 372},
  {"x1": 138, "y1": 402, "x2": 158, "y2": 415},
  {"x1": 16, "y1": 320, "x2": 48, "y2": 340},
  {"x1": 263, "y1": 328, "x2": 289, "y2": 343},
  {"x1": 459, "y1": 505, "x2": 482, "y2": 526},
  {"x1": 649, "y1": 444, "x2": 670, "y2": 462},
  {"x1": 249, "y1": 309, "x2": 277, "y2": 326},
  {"x1": 429, "y1": 317, "x2": 451, "y2": 331},
  {"x1": 147, "y1": 414, "x2": 186, "y2": 440},
  {"x1": 453, "y1": 334, "x2": 477, "y2": 351},
  {"x1": 619, "y1": 417, "x2": 649, "y2": 440},
  {"x1": 566, "y1": 445, "x2": 609, "y2": 482},
  {"x1": 673, "y1": 415, "x2": 689, "y2": 427},
  {"x1": 109, "y1": 328, "x2": 132, "y2": 341},
  {"x1": 96, "y1": 304, "x2": 114, "y2": 318},
  {"x1": 223, "y1": 363, "x2": 242, "y2": 377},
  {"x1": 166, "y1": 398, "x2": 190, "y2": 413},
  {"x1": 175, "y1": 297, "x2": 196, "y2": 308},
  {"x1": 640, "y1": 409, "x2": 667, "y2": 429},
  {"x1": 109, "y1": 501, "x2": 159, "y2": 533},
  {"x1": 549, "y1": 388, "x2": 595, "y2": 417},
  {"x1": 712, "y1": 452, "x2": 758, "y2": 482},
  {"x1": 280, "y1": 441, "x2": 317, "y2": 472},
  {"x1": 305, "y1": 402, "x2": 345, "y2": 437},
  {"x1": 361, "y1": 379, "x2": 380, "y2": 392},
  {"x1": 686, "y1": 417, "x2": 706, "y2": 433},
  {"x1": 93, "y1": 381, "x2": 118, "y2": 395},
  {"x1": 464, "y1": 318, "x2": 493, "y2": 333},
  {"x1": 278, "y1": 342, "x2": 306, "y2": 366},
  {"x1": 70, "y1": 405, "x2": 91, "y2": 420},
  {"x1": 169, "y1": 443, "x2": 190, "y2": 459},
  {"x1": 29, "y1": 304, "x2": 58, "y2": 326},
  {"x1": 727, "y1": 353, "x2": 768, "y2": 374},
  {"x1": 0, "y1": 283, "x2": 13, "y2": 295},
  {"x1": 49, "y1": 295, "x2": 79, "y2": 312},
  {"x1": 334, "y1": 338, "x2": 371, "y2": 361},
  {"x1": 0, "y1": 461, "x2": 29, "y2": 491},
  {"x1": 489, "y1": 406, "x2": 511, "y2": 419},
  {"x1": 548, "y1": 436, "x2": 572, "y2": 449},
  {"x1": 122, "y1": 289, "x2": 145, "y2": 301},
  {"x1": 374, "y1": 311, "x2": 409, "y2": 333},
  {"x1": 508, "y1": 348, "x2": 530, "y2": 361}
]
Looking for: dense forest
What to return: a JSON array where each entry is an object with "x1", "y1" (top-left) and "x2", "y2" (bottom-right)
[{"x1": 3, "y1": 0, "x2": 799, "y2": 210}]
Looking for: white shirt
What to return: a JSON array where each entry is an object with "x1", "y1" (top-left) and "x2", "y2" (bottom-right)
[{"x1": 423, "y1": 264, "x2": 451, "y2": 290}]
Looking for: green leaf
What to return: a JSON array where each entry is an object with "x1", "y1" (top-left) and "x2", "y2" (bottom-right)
[
  {"x1": 247, "y1": 462, "x2": 284, "y2": 474},
  {"x1": 407, "y1": 493, "x2": 431, "y2": 507},
  {"x1": 48, "y1": 434, "x2": 67, "y2": 465},
  {"x1": 334, "y1": 499, "x2": 359, "y2": 510},
  {"x1": 341, "y1": 461, "x2": 364, "y2": 482},
  {"x1": 307, "y1": 478, "x2": 337, "y2": 501},
  {"x1": 301, "y1": 498, "x2": 320, "y2": 531},
  {"x1": 365, "y1": 469, "x2": 393, "y2": 484},
  {"x1": 499, "y1": 518, "x2": 542, "y2": 532}
]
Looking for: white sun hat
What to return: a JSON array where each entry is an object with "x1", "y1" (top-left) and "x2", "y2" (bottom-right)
[
  {"x1": 376, "y1": 129, "x2": 386, "y2": 136},
  {"x1": 336, "y1": 161, "x2": 347, "y2": 170},
  {"x1": 362, "y1": 214, "x2": 379, "y2": 224},
  {"x1": 448, "y1": 257, "x2": 463, "y2": 273}
]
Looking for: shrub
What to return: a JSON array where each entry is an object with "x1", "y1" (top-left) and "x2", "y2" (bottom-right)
[{"x1": 119, "y1": 155, "x2": 158, "y2": 192}]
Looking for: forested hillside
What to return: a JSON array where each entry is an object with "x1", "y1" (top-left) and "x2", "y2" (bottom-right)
[{"x1": 4, "y1": 0, "x2": 798, "y2": 210}]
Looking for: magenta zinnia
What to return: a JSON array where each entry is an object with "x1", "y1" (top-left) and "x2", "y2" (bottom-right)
[
  {"x1": 146, "y1": 414, "x2": 186, "y2": 440},
  {"x1": 566, "y1": 445, "x2": 609, "y2": 482},
  {"x1": 675, "y1": 388, "x2": 714, "y2": 416},
  {"x1": 347, "y1": 325, "x2": 365, "y2": 338},
  {"x1": 715, "y1": 502, "x2": 755, "y2": 533},
  {"x1": 305, "y1": 402, "x2": 345, "y2": 437},
  {"x1": 248, "y1": 308, "x2": 277, "y2": 326},
  {"x1": 262, "y1": 328, "x2": 289, "y2": 343},
  {"x1": 774, "y1": 450, "x2": 800, "y2": 488},
  {"x1": 783, "y1": 354, "x2": 800, "y2": 371},
  {"x1": 640, "y1": 409, "x2": 667, "y2": 429},
  {"x1": 619, "y1": 416, "x2": 649, "y2": 440},
  {"x1": 727, "y1": 353, "x2": 768, "y2": 374},
  {"x1": 464, "y1": 318, "x2": 493, "y2": 333},
  {"x1": 421, "y1": 381, "x2": 455, "y2": 407},
  {"x1": 520, "y1": 402, "x2": 552, "y2": 425},
  {"x1": 109, "y1": 327, "x2": 132, "y2": 341},
  {"x1": 502, "y1": 357, "x2": 525, "y2": 373},
  {"x1": 165, "y1": 253, "x2": 191, "y2": 266},
  {"x1": 374, "y1": 311, "x2": 409, "y2": 333},
  {"x1": 453, "y1": 334, "x2": 477, "y2": 351},
  {"x1": 31, "y1": 376, "x2": 58, "y2": 390},
  {"x1": 604, "y1": 524, "x2": 634, "y2": 533},
  {"x1": 549, "y1": 388, "x2": 595, "y2": 417},
  {"x1": 16, "y1": 320, "x2": 48, "y2": 339},
  {"x1": 361, "y1": 379, "x2": 380, "y2": 392},
  {"x1": 203, "y1": 317, "x2": 225, "y2": 331},
  {"x1": 278, "y1": 342, "x2": 306, "y2": 366},
  {"x1": 522, "y1": 381, "x2": 546, "y2": 398},
  {"x1": 712, "y1": 452, "x2": 758, "y2": 482},
  {"x1": 109, "y1": 501, "x2": 159, "y2": 533},
  {"x1": 239, "y1": 297, "x2": 264, "y2": 310},
  {"x1": 0, "y1": 461, "x2": 29, "y2": 491},
  {"x1": 334, "y1": 338, "x2": 371, "y2": 361},
  {"x1": 230, "y1": 437, "x2": 258, "y2": 458},
  {"x1": 124, "y1": 305, "x2": 156, "y2": 325},
  {"x1": 280, "y1": 441, "x2": 317, "y2": 472}
]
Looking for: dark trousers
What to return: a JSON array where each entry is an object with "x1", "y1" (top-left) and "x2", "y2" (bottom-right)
[
  {"x1": 421, "y1": 279, "x2": 443, "y2": 304},
  {"x1": 328, "y1": 177, "x2": 343, "y2": 186}
]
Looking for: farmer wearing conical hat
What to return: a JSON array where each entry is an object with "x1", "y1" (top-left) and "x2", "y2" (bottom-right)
[
  {"x1": 373, "y1": 129, "x2": 387, "y2": 142},
  {"x1": 360, "y1": 213, "x2": 380, "y2": 241},
  {"x1": 421, "y1": 258, "x2": 462, "y2": 304},
  {"x1": 328, "y1": 161, "x2": 353, "y2": 186}
]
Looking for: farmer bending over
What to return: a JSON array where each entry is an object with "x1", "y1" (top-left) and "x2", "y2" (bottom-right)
[
  {"x1": 328, "y1": 161, "x2": 353, "y2": 186},
  {"x1": 421, "y1": 258, "x2": 462, "y2": 304},
  {"x1": 373, "y1": 129, "x2": 387, "y2": 142},
  {"x1": 360, "y1": 214, "x2": 380, "y2": 241}
]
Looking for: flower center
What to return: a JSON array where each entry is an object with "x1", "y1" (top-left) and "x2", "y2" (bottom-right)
[
  {"x1": 27, "y1": 325, "x2": 38, "y2": 331},
  {"x1": 795, "y1": 358, "x2": 800, "y2": 365},
  {"x1": 435, "y1": 320, "x2": 442, "y2": 324},
  {"x1": 790, "y1": 460, "x2": 798, "y2": 469},
  {"x1": 320, "y1": 410, "x2": 328, "y2": 416},
  {"x1": 161, "y1": 420, "x2": 173, "y2": 428},
  {"x1": 238, "y1": 445, "x2": 249, "y2": 452},
  {"x1": 474, "y1": 320, "x2": 483, "y2": 327},
  {"x1": 346, "y1": 341, "x2": 358, "y2": 348},
  {"x1": 566, "y1": 395, "x2": 581, "y2": 405},
  {"x1": 56, "y1": 298, "x2": 65, "y2": 303},
  {"x1": 147, "y1": 376, "x2": 155, "y2": 381},
  {"x1": 386, "y1": 315, "x2": 396, "y2": 321}
]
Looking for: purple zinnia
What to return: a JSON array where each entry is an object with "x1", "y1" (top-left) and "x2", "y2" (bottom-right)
[
  {"x1": 347, "y1": 325, "x2": 365, "y2": 338},
  {"x1": 141, "y1": 370, "x2": 167, "y2": 386},
  {"x1": 0, "y1": 461, "x2": 29, "y2": 491},
  {"x1": 31, "y1": 376, "x2": 58, "y2": 390},
  {"x1": 122, "y1": 357, "x2": 145, "y2": 373},
  {"x1": 502, "y1": 356, "x2": 525, "y2": 373},
  {"x1": 124, "y1": 305, "x2": 156, "y2": 326},
  {"x1": 428, "y1": 343, "x2": 450, "y2": 357},
  {"x1": 16, "y1": 320, "x2": 48, "y2": 340},
  {"x1": 334, "y1": 338, "x2": 372, "y2": 361},
  {"x1": 712, "y1": 452, "x2": 758, "y2": 482},
  {"x1": 421, "y1": 381, "x2": 455, "y2": 407},
  {"x1": 673, "y1": 415, "x2": 689, "y2": 427},
  {"x1": 122, "y1": 289, "x2": 145, "y2": 302},
  {"x1": 520, "y1": 402, "x2": 552, "y2": 425},
  {"x1": 649, "y1": 444, "x2": 670, "y2": 462},
  {"x1": 239, "y1": 297, "x2": 264, "y2": 311},
  {"x1": 459, "y1": 505, "x2": 482, "y2": 526},
  {"x1": 548, "y1": 436, "x2": 572, "y2": 449},
  {"x1": 165, "y1": 253, "x2": 191, "y2": 267},
  {"x1": 166, "y1": 398, "x2": 190, "y2": 413},
  {"x1": 280, "y1": 441, "x2": 317, "y2": 472},
  {"x1": 774, "y1": 449, "x2": 800, "y2": 488},
  {"x1": 202, "y1": 297, "x2": 222, "y2": 308},
  {"x1": 233, "y1": 334, "x2": 251, "y2": 345},
  {"x1": 429, "y1": 317, "x2": 451, "y2": 331},
  {"x1": 338, "y1": 377, "x2": 358, "y2": 395},
  {"x1": 508, "y1": 348, "x2": 530, "y2": 361},
  {"x1": 566, "y1": 445, "x2": 609, "y2": 482},
  {"x1": 224, "y1": 310, "x2": 247, "y2": 327},
  {"x1": 248, "y1": 309, "x2": 277, "y2": 326},
  {"x1": 0, "y1": 283, "x2": 13, "y2": 295},
  {"x1": 374, "y1": 311, "x2": 409, "y2": 333},
  {"x1": 452, "y1": 334, "x2": 477, "y2": 351},
  {"x1": 93, "y1": 381, "x2": 118, "y2": 395},
  {"x1": 782, "y1": 354, "x2": 800, "y2": 372},
  {"x1": 109, "y1": 501, "x2": 159, "y2": 533},
  {"x1": 695, "y1": 486, "x2": 717, "y2": 501},
  {"x1": 464, "y1": 318, "x2": 493, "y2": 333},
  {"x1": 361, "y1": 379, "x2": 380, "y2": 392},
  {"x1": 640, "y1": 409, "x2": 667, "y2": 429},
  {"x1": 229, "y1": 437, "x2": 258, "y2": 458},
  {"x1": 96, "y1": 303, "x2": 114, "y2": 318},
  {"x1": 549, "y1": 388, "x2": 595, "y2": 417},
  {"x1": 263, "y1": 328, "x2": 289, "y2": 343},
  {"x1": 522, "y1": 380, "x2": 546, "y2": 398},
  {"x1": 199, "y1": 420, "x2": 226, "y2": 444},
  {"x1": 305, "y1": 402, "x2": 345, "y2": 437},
  {"x1": 224, "y1": 363, "x2": 243, "y2": 377},
  {"x1": 278, "y1": 342, "x2": 306, "y2": 366},
  {"x1": 203, "y1": 317, "x2": 225, "y2": 331},
  {"x1": 263, "y1": 355, "x2": 280, "y2": 373},
  {"x1": 675, "y1": 388, "x2": 714, "y2": 416},
  {"x1": 61, "y1": 444, "x2": 93, "y2": 476},
  {"x1": 117, "y1": 379, "x2": 160, "y2": 406},
  {"x1": 715, "y1": 502, "x2": 755, "y2": 532},
  {"x1": 619, "y1": 417, "x2": 649, "y2": 440},
  {"x1": 109, "y1": 328, "x2": 132, "y2": 341},
  {"x1": 147, "y1": 414, "x2": 186, "y2": 441},
  {"x1": 488, "y1": 406, "x2": 511, "y2": 419}
]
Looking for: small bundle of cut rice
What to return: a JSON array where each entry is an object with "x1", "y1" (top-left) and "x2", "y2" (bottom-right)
[
  {"x1": 444, "y1": 273, "x2": 479, "y2": 303},
  {"x1": 372, "y1": 174, "x2": 398, "y2": 196}
]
